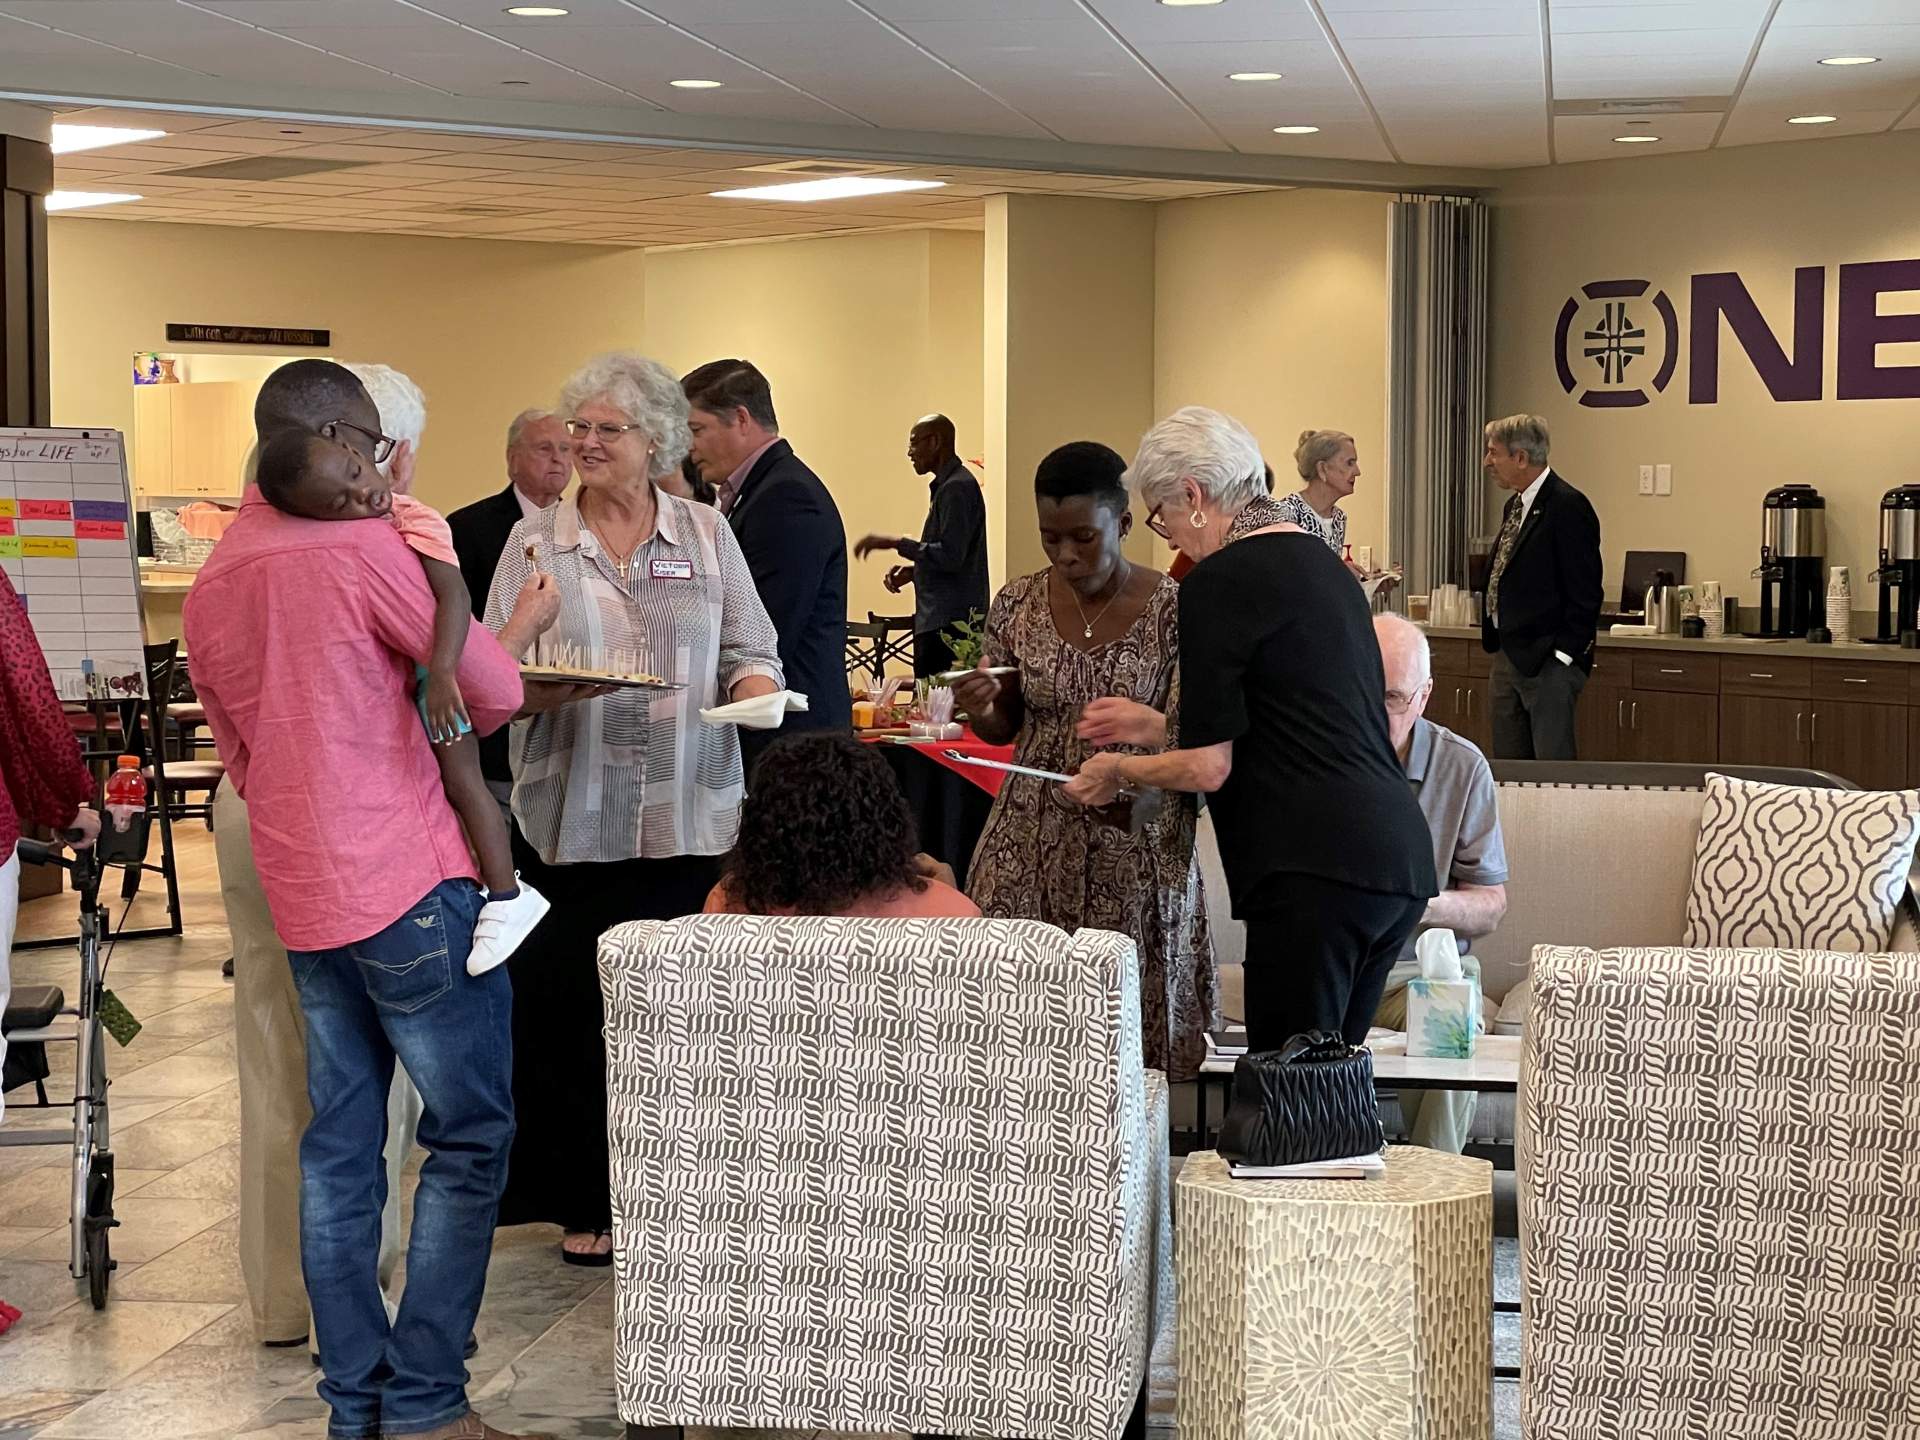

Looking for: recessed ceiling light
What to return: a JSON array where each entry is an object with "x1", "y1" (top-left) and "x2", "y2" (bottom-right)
[
  {"x1": 45, "y1": 190, "x2": 142, "y2": 212},
  {"x1": 712, "y1": 177, "x2": 947, "y2": 203},
  {"x1": 1229, "y1": 72, "x2": 1283, "y2": 82},
  {"x1": 1819, "y1": 55, "x2": 1879, "y2": 66},
  {"x1": 1159, "y1": 0, "x2": 1225, "y2": 7},
  {"x1": 1272, "y1": 125, "x2": 1320, "y2": 135},
  {"x1": 1789, "y1": 114, "x2": 1839, "y2": 124},
  {"x1": 504, "y1": 6, "x2": 569, "y2": 14},
  {"x1": 1613, "y1": 134, "x2": 1661, "y2": 143},
  {"x1": 669, "y1": 79, "x2": 724, "y2": 89},
  {"x1": 49, "y1": 123, "x2": 166, "y2": 155}
]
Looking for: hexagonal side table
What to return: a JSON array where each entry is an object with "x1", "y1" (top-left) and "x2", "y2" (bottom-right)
[{"x1": 1176, "y1": 1147, "x2": 1493, "y2": 1440}]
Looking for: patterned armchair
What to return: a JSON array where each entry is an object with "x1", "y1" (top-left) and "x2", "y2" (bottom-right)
[
  {"x1": 1518, "y1": 945, "x2": 1920, "y2": 1439},
  {"x1": 596, "y1": 915, "x2": 1168, "y2": 1440}
]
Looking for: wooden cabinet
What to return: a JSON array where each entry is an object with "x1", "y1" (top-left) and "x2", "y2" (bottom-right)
[
  {"x1": 1719, "y1": 692, "x2": 1909, "y2": 788},
  {"x1": 131, "y1": 381, "x2": 252, "y2": 499},
  {"x1": 1575, "y1": 660, "x2": 1627, "y2": 762},
  {"x1": 1420, "y1": 631, "x2": 1918, "y2": 783},
  {"x1": 1719, "y1": 694, "x2": 1809, "y2": 771},
  {"x1": 1811, "y1": 701, "x2": 1908, "y2": 791},
  {"x1": 1621, "y1": 688, "x2": 1719, "y2": 762},
  {"x1": 1427, "y1": 639, "x2": 1492, "y2": 753}
]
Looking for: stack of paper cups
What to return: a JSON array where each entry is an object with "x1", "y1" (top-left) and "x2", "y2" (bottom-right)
[
  {"x1": 1699, "y1": 580, "x2": 1724, "y2": 639},
  {"x1": 1827, "y1": 566, "x2": 1853, "y2": 643}
]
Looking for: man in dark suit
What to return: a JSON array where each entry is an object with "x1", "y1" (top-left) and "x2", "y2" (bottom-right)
[
  {"x1": 446, "y1": 409, "x2": 573, "y2": 806},
  {"x1": 682, "y1": 359, "x2": 850, "y2": 769},
  {"x1": 1479, "y1": 413, "x2": 1602, "y2": 761}
]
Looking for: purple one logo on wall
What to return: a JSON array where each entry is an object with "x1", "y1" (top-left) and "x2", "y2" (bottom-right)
[
  {"x1": 1554, "y1": 280, "x2": 1678, "y2": 408},
  {"x1": 1555, "y1": 260, "x2": 1920, "y2": 406}
]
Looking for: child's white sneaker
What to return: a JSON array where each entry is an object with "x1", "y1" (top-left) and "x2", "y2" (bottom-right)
[{"x1": 468, "y1": 878, "x2": 550, "y2": 976}]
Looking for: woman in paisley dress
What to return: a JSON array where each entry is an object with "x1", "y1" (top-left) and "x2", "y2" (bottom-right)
[{"x1": 953, "y1": 441, "x2": 1214, "y2": 1079}]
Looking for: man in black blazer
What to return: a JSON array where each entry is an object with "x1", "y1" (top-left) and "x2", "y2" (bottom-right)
[
  {"x1": 446, "y1": 409, "x2": 574, "y2": 801},
  {"x1": 682, "y1": 359, "x2": 850, "y2": 770},
  {"x1": 1479, "y1": 414, "x2": 1602, "y2": 761}
]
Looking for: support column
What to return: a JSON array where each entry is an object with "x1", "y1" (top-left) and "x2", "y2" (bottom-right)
[
  {"x1": 0, "y1": 102, "x2": 53, "y2": 427},
  {"x1": 984, "y1": 194, "x2": 1158, "y2": 583}
]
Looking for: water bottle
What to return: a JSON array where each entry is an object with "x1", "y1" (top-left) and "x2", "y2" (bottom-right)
[{"x1": 104, "y1": 755, "x2": 148, "y2": 834}]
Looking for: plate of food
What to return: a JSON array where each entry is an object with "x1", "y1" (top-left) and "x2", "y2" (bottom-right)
[{"x1": 519, "y1": 664, "x2": 685, "y2": 692}]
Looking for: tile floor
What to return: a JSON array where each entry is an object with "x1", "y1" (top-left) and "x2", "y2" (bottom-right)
[{"x1": 1, "y1": 825, "x2": 1522, "y2": 1439}]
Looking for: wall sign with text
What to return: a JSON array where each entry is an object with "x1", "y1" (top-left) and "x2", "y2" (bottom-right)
[
  {"x1": 165, "y1": 323, "x2": 330, "y2": 347},
  {"x1": 1554, "y1": 260, "x2": 1920, "y2": 408}
]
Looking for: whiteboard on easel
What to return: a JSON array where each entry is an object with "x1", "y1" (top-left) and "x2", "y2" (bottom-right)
[{"x1": 0, "y1": 427, "x2": 147, "y2": 701}]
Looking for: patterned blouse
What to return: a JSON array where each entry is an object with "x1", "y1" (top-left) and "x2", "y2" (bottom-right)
[
  {"x1": 484, "y1": 490, "x2": 783, "y2": 867},
  {"x1": 1272, "y1": 489, "x2": 1347, "y2": 554}
]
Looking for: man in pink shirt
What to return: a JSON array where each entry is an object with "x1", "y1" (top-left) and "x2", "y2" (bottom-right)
[{"x1": 186, "y1": 360, "x2": 555, "y2": 1440}]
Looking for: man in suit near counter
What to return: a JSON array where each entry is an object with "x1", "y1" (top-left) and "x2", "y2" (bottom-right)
[
  {"x1": 447, "y1": 410, "x2": 573, "y2": 811},
  {"x1": 682, "y1": 358, "x2": 850, "y2": 771},
  {"x1": 1480, "y1": 413, "x2": 1602, "y2": 761}
]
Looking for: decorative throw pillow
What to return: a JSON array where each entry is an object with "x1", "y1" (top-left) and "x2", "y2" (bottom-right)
[{"x1": 1684, "y1": 772, "x2": 1920, "y2": 951}]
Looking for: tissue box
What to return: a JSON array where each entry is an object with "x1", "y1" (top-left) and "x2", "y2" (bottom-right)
[{"x1": 1406, "y1": 974, "x2": 1480, "y2": 1059}]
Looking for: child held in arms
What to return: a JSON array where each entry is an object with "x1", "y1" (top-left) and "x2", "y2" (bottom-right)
[{"x1": 253, "y1": 425, "x2": 550, "y2": 974}]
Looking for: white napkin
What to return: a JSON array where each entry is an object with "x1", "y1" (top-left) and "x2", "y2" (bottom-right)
[{"x1": 698, "y1": 690, "x2": 810, "y2": 730}]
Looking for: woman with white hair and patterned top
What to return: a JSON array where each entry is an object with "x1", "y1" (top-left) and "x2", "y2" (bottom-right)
[
  {"x1": 1064, "y1": 406, "x2": 1436, "y2": 1055},
  {"x1": 483, "y1": 351, "x2": 783, "y2": 1266}
]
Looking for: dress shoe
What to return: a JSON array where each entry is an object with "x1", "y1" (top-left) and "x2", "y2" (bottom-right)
[{"x1": 381, "y1": 1412, "x2": 551, "y2": 1440}]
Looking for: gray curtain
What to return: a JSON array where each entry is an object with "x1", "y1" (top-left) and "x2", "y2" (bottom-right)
[{"x1": 1388, "y1": 196, "x2": 1489, "y2": 601}]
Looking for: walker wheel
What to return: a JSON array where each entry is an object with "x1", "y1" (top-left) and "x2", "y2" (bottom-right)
[{"x1": 84, "y1": 1153, "x2": 117, "y2": 1310}]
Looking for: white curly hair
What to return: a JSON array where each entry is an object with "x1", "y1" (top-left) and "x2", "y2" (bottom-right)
[{"x1": 558, "y1": 352, "x2": 691, "y2": 484}]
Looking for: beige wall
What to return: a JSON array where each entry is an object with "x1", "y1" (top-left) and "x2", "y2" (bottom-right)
[
  {"x1": 1154, "y1": 187, "x2": 1393, "y2": 565},
  {"x1": 1490, "y1": 128, "x2": 1920, "y2": 609},
  {"x1": 986, "y1": 194, "x2": 1157, "y2": 582},
  {"x1": 50, "y1": 217, "x2": 987, "y2": 625},
  {"x1": 643, "y1": 227, "x2": 985, "y2": 622},
  {"x1": 49, "y1": 218, "x2": 646, "y2": 517}
]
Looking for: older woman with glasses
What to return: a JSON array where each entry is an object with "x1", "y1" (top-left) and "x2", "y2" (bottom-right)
[
  {"x1": 1066, "y1": 406, "x2": 1435, "y2": 1054},
  {"x1": 482, "y1": 351, "x2": 783, "y2": 1267}
]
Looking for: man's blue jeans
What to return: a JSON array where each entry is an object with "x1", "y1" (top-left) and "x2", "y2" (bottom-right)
[{"x1": 289, "y1": 878, "x2": 513, "y2": 1439}]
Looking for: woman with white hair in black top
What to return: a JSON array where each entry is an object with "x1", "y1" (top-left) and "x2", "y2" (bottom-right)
[{"x1": 1065, "y1": 406, "x2": 1435, "y2": 1052}]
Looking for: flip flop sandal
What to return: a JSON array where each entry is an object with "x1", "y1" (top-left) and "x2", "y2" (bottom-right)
[{"x1": 559, "y1": 1232, "x2": 614, "y2": 1268}]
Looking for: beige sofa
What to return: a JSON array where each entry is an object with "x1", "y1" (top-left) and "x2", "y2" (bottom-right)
[{"x1": 1200, "y1": 762, "x2": 1910, "y2": 1141}]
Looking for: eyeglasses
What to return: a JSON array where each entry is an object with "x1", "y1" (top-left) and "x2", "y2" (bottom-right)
[
  {"x1": 564, "y1": 419, "x2": 644, "y2": 441},
  {"x1": 1384, "y1": 681, "x2": 1432, "y2": 714},
  {"x1": 321, "y1": 418, "x2": 396, "y2": 465},
  {"x1": 1145, "y1": 504, "x2": 1172, "y2": 540}
]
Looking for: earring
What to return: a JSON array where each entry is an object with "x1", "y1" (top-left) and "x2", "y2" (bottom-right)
[{"x1": 1189, "y1": 510, "x2": 1206, "y2": 530}]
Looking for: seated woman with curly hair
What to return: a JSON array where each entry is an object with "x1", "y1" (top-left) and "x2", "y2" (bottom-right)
[{"x1": 704, "y1": 732, "x2": 979, "y2": 918}]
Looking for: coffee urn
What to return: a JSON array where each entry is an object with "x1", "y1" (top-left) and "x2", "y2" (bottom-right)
[
  {"x1": 1870, "y1": 484, "x2": 1920, "y2": 642},
  {"x1": 1752, "y1": 483, "x2": 1827, "y2": 638}
]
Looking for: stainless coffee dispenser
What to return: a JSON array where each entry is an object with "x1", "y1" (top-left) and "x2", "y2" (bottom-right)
[
  {"x1": 1871, "y1": 484, "x2": 1920, "y2": 643},
  {"x1": 1752, "y1": 483, "x2": 1826, "y2": 638}
]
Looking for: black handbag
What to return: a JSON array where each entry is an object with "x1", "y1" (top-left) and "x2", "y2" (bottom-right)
[{"x1": 1217, "y1": 1031, "x2": 1385, "y2": 1167}]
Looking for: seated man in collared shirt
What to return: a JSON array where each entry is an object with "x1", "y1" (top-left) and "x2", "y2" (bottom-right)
[{"x1": 1371, "y1": 613, "x2": 1510, "y2": 1153}]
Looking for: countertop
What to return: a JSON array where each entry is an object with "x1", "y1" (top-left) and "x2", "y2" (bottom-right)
[{"x1": 1421, "y1": 624, "x2": 1920, "y2": 664}]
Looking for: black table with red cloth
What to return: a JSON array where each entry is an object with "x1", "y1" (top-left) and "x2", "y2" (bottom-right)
[{"x1": 862, "y1": 731, "x2": 1011, "y2": 890}]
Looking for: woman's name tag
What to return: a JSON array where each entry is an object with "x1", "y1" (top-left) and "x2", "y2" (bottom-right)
[{"x1": 649, "y1": 558, "x2": 693, "y2": 580}]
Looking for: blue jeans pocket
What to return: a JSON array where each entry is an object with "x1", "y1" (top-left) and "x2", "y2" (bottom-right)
[{"x1": 353, "y1": 894, "x2": 454, "y2": 1015}]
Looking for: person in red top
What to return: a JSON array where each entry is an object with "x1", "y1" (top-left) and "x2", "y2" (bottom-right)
[
  {"x1": 0, "y1": 567, "x2": 101, "y2": 1126},
  {"x1": 184, "y1": 359, "x2": 572, "y2": 1440},
  {"x1": 705, "y1": 732, "x2": 978, "y2": 918}
]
